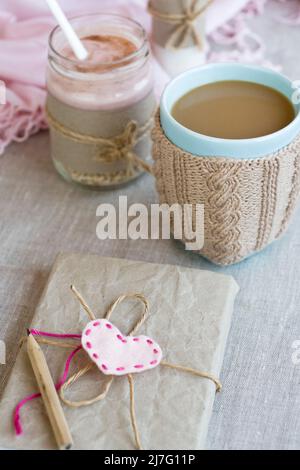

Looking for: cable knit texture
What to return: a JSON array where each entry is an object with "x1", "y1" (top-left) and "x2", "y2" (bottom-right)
[{"x1": 152, "y1": 113, "x2": 300, "y2": 266}]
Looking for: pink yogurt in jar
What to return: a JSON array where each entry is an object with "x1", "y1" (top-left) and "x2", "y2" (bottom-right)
[{"x1": 47, "y1": 14, "x2": 155, "y2": 188}]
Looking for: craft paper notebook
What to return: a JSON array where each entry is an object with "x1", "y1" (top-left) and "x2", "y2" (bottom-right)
[{"x1": 0, "y1": 254, "x2": 239, "y2": 450}]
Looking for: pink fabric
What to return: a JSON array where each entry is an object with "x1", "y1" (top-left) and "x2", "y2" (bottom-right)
[
  {"x1": 0, "y1": 0, "x2": 282, "y2": 155},
  {"x1": 208, "y1": 0, "x2": 268, "y2": 63},
  {"x1": 273, "y1": 0, "x2": 300, "y2": 24},
  {"x1": 82, "y1": 319, "x2": 162, "y2": 376}
]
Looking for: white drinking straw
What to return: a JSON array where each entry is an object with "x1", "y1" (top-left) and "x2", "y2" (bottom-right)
[{"x1": 46, "y1": 0, "x2": 89, "y2": 61}]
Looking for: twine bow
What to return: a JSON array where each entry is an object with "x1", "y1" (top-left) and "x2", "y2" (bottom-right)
[
  {"x1": 15, "y1": 286, "x2": 221, "y2": 450},
  {"x1": 46, "y1": 109, "x2": 154, "y2": 177},
  {"x1": 148, "y1": 0, "x2": 212, "y2": 50},
  {"x1": 93, "y1": 121, "x2": 151, "y2": 178}
]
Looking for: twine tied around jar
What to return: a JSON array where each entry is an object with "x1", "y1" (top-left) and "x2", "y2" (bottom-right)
[
  {"x1": 46, "y1": 108, "x2": 154, "y2": 178},
  {"x1": 148, "y1": 0, "x2": 212, "y2": 49},
  {"x1": 15, "y1": 286, "x2": 222, "y2": 451},
  {"x1": 93, "y1": 121, "x2": 153, "y2": 178}
]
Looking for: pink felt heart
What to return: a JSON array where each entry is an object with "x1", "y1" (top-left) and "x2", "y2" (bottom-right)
[{"x1": 82, "y1": 319, "x2": 163, "y2": 376}]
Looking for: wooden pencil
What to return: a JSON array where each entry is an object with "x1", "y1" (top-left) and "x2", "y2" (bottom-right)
[{"x1": 27, "y1": 333, "x2": 73, "y2": 450}]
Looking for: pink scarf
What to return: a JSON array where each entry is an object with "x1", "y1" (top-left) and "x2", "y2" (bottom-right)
[{"x1": 0, "y1": 0, "x2": 287, "y2": 155}]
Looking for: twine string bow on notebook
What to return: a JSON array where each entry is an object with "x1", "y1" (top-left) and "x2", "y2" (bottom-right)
[
  {"x1": 15, "y1": 286, "x2": 221, "y2": 451},
  {"x1": 46, "y1": 108, "x2": 154, "y2": 177},
  {"x1": 148, "y1": 0, "x2": 212, "y2": 49}
]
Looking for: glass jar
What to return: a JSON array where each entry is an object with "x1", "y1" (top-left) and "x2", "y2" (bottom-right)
[{"x1": 47, "y1": 14, "x2": 156, "y2": 189}]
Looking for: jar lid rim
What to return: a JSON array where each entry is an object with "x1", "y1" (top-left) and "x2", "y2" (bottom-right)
[{"x1": 49, "y1": 13, "x2": 149, "y2": 71}]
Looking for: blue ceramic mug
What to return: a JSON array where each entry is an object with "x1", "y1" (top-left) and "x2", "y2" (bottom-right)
[
  {"x1": 160, "y1": 63, "x2": 300, "y2": 158},
  {"x1": 153, "y1": 63, "x2": 300, "y2": 265}
]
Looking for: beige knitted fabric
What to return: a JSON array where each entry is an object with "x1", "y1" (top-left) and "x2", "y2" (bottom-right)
[{"x1": 152, "y1": 114, "x2": 300, "y2": 266}]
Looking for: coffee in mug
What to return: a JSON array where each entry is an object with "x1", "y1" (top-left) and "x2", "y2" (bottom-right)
[{"x1": 172, "y1": 81, "x2": 295, "y2": 139}]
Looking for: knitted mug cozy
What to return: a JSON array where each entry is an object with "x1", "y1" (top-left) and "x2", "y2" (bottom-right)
[{"x1": 152, "y1": 113, "x2": 300, "y2": 266}]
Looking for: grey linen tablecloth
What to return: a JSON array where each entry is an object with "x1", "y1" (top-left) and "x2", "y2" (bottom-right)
[{"x1": 1, "y1": 6, "x2": 300, "y2": 449}]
